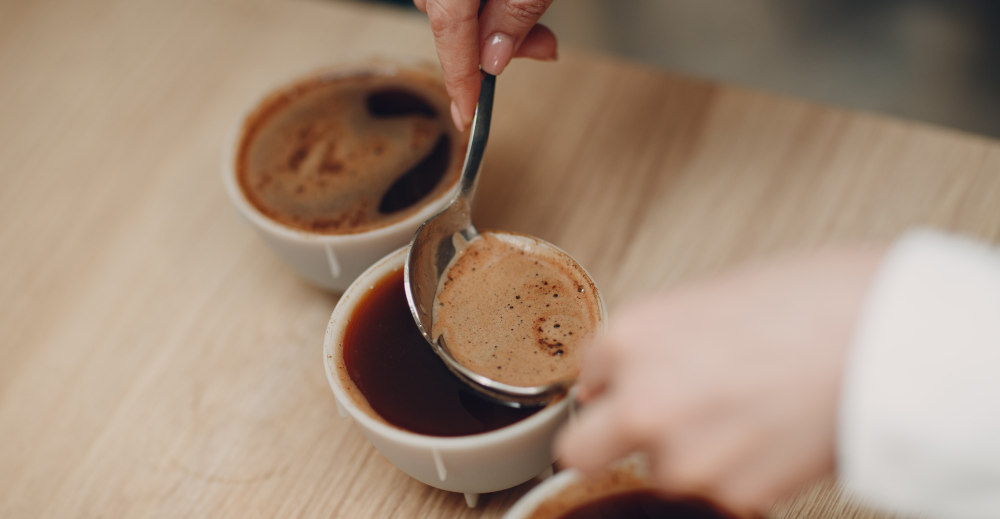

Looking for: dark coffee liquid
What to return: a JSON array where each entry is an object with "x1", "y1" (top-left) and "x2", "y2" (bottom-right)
[
  {"x1": 366, "y1": 88, "x2": 439, "y2": 119},
  {"x1": 366, "y1": 89, "x2": 451, "y2": 214},
  {"x1": 377, "y1": 132, "x2": 450, "y2": 214},
  {"x1": 343, "y1": 269, "x2": 540, "y2": 436},
  {"x1": 558, "y1": 491, "x2": 732, "y2": 519}
]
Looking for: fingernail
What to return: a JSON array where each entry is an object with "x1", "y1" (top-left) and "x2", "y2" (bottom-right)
[
  {"x1": 481, "y1": 32, "x2": 514, "y2": 75},
  {"x1": 450, "y1": 101, "x2": 465, "y2": 132}
]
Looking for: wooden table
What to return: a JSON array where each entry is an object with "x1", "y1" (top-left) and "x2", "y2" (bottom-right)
[{"x1": 2, "y1": 0, "x2": 998, "y2": 517}]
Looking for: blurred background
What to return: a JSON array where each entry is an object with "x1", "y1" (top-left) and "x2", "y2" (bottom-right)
[{"x1": 353, "y1": 0, "x2": 1000, "y2": 138}]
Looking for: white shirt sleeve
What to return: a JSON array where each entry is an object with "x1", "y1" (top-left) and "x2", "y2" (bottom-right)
[{"x1": 839, "y1": 229, "x2": 1000, "y2": 519}]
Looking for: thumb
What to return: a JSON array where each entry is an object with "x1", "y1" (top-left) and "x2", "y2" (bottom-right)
[{"x1": 478, "y1": 0, "x2": 557, "y2": 75}]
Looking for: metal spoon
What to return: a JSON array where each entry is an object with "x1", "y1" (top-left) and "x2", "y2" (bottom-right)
[{"x1": 404, "y1": 73, "x2": 568, "y2": 408}]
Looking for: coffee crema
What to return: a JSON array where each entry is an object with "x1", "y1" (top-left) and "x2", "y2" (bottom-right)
[
  {"x1": 340, "y1": 268, "x2": 539, "y2": 437},
  {"x1": 237, "y1": 66, "x2": 467, "y2": 234},
  {"x1": 433, "y1": 232, "x2": 603, "y2": 388}
]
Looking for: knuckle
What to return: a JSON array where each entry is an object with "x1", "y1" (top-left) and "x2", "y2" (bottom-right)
[
  {"x1": 426, "y1": 10, "x2": 451, "y2": 34},
  {"x1": 441, "y1": 73, "x2": 477, "y2": 99},
  {"x1": 503, "y1": 0, "x2": 551, "y2": 25},
  {"x1": 426, "y1": 0, "x2": 477, "y2": 34}
]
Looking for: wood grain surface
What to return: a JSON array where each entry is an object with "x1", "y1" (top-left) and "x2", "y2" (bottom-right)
[{"x1": 1, "y1": 0, "x2": 998, "y2": 517}]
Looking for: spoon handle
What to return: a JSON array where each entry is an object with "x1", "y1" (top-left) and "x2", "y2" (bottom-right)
[{"x1": 456, "y1": 73, "x2": 496, "y2": 202}]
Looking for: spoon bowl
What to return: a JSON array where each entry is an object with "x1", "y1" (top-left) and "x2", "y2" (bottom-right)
[{"x1": 404, "y1": 73, "x2": 569, "y2": 407}]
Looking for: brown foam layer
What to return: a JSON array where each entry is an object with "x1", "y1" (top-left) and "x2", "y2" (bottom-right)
[
  {"x1": 237, "y1": 66, "x2": 467, "y2": 234},
  {"x1": 432, "y1": 232, "x2": 603, "y2": 388}
]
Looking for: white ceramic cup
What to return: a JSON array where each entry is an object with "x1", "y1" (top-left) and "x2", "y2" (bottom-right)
[
  {"x1": 221, "y1": 60, "x2": 460, "y2": 292},
  {"x1": 323, "y1": 245, "x2": 604, "y2": 505},
  {"x1": 503, "y1": 456, "x2": 650, "y2": 519},
  {"x1": 502, "y1": 469, "x2": 585, "y2": 519}
]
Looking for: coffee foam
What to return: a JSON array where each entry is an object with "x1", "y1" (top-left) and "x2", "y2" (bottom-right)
[
  {"x1": 237, "y1": 68, "x2": 467, "y2": 234},
  {"x1": 432, "y1": 232, "x2": 603, "y2": 388}
]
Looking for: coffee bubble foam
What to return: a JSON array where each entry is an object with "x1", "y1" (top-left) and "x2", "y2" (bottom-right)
[
  {"x1": 238, "y1": 68, "x2": 467, "y2": 234},
  {"x1": 432, "y1": 232, "x2": 603, "y2": 388}
]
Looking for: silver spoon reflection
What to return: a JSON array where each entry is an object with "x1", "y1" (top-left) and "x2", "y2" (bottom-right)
[{"x1": 403, "y1": 73, "x2": 572, "y2": 408}]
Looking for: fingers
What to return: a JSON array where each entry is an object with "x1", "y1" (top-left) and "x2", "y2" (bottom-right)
[
  {"x1": 513, "y1": 23, "x2": 557, "y2": 60},
  {"x1": 420, "y1": 0, "x2": 557, "y2": 130},
  {"x1": 576, "y1": 304, "x2": 650, "y2": 403},
  {"x1": 424, "y1": 0, "x2": 483, "y2": 131},
  {"x1": 478, "y1": 0, "x2": 555, "y2": 75},
  {"x1": 575, "y1": 334, "x2": 617, "y2": 403},
  {"x1": 555, "y1": 396, "x2": 640, "y2": 474}
]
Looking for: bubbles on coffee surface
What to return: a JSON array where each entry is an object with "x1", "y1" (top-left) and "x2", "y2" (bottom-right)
[
  {"x1": 432, "y1": 232, "x2": 603, "y2": 388},
  {"x1": 237, "y1": 69, "x2": 467, "y2": 234}
]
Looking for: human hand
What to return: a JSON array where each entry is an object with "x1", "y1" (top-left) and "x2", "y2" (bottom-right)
[
  {"x1": 413, "y1": 0, "x2": 558, "y2": 131},
  {"x1": 555, "y1": 248, "x2": 885, "y2": 516}
]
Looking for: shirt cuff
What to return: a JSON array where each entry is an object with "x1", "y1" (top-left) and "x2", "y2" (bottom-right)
[{"x1": 839, "y1": 229, "x2": 1000, "y2": 519}]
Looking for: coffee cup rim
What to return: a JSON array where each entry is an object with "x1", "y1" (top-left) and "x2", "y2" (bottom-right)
[
  {"x1": 323, "y1": 243, "x2": 599, "y2": 449},
  {"x1": 502, "y1": 455, "x2": 652, "y2": 519},
  {"x1": 502, "y1": 468, "x2": 583, "y2": 519},
  {"x1": 221, "y1": 59, "x2": 461, "y2": 245}
]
